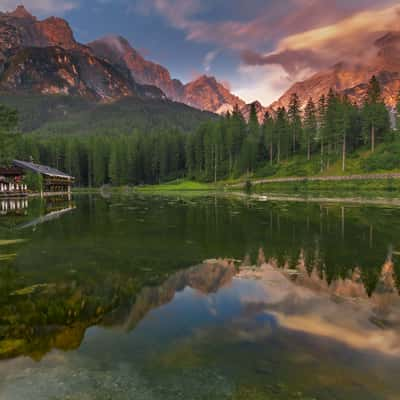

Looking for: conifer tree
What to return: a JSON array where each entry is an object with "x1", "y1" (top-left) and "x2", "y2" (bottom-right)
[
  {"x1": 262, "y1": 111, "x2": 274, "y2": 165},
  {"x1": 108, "y1": 142, "x2": 119, "y2": 185},
  {"x1": 317, "y1": 95, "x2": 327, "y2": 171},
  {"x1": 274, "y1": 107, "x2": 289, "y2": 163},
  {"x1": 363, "y1": 75, "x2": 390, "y2": 152},
  {"x1": 396, "y1": 90, "x2": 400, "y2": 131},
  {"x1": 337, "y1": 95, "x2": 353, "y2": 171},
  {"x1": 242, "y1": 103, "x2": 260, "y2": 173},
  {"x1": 325, "y1": 88, "x2": 339, "y2": 168},
  {"x1": 303, "y1": 98, "x2": 317, "y2": 161},
  {"x1": 288, "y1": 93, "x2": 302, "y2": 154},
  {"x1": 0, "y1": 104, "x2": 18, "y2": 165}
]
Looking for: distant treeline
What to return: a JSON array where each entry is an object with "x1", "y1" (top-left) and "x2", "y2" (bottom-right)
[
  {"x1": 3, "y1": 76, "x2": 400, "y2": 186},
  {"x1": 185, "y1": 75, "x2": 395, "y2": 182},
  {"x1": 15, "y1": 131, "x2": 187, "y2": 186}
]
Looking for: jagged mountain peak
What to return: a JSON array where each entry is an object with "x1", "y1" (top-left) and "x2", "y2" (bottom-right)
[
  {"x1": 0, "y1": 8, "x2": 249, "y2": 114},
  {"x1": 6, "y1": 5, "x2": 34, "y2": 19},
  {"x1": 191, "y1": 74, "x2": 217, "y2": 84},
  {"x1": 0, "y1": 9, "x2": 169, "y2": 103},
  {"x1": 250, "y1": 100, "x2": 263, "y2": 108},
  {"x1": 90, "y1": 35, "x2": 136, "y2": 55},
  {"x1": 183, "y1": 74, "x2": 245, "y2": 112},
  {"x1": 89, "y1": 36, "x2": 249, "y2": 114},
  {"x1": 88, "y1": 34, "x2": 179, "y2": 100},
  {"x1": 270, "y1": 30, "x2": 400, "y2": 111}
]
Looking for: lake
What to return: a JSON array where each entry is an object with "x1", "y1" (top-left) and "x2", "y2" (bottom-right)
[{"x1": 0, "y1": 193, "x2": 399, "y2": 400}]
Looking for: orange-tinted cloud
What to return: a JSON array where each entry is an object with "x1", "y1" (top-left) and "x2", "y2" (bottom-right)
[
  {"x1": 133, "y1": 0, "x2": 400, "y2": 104},
  {"x1": 242, "y1": 4, "x2": 400, "y2": 76}
]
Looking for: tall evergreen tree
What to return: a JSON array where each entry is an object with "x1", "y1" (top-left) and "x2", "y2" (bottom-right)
[
  {"x1": 0, "y1": 104, "x2": 18, "y2": 165},
  {"x1": 303, "y1": 98, "x2": 317, "y2": 161},
  {"x1": 288, "y1": 93, "x2": 302, "y2": 154},
  {"x1": 363, "y1": 75, "x2": 390, "y2": 152},
  {"x1": 396, "y1": 90, "x2": 400, "y2": 131},
  {"x1": 336, "y1": 95, "x2": 353, "y2": 171},
  {"x1": 317, "y1": 95, "x2": 327, "y2": 171},
  {"x1": 241, "y1": 103, "x2": 260, "y2": 173},
  {"x1": 262, "y1": 111, "x2": 274, "y2": 165},
  {"x1": 275, "y1": 107, "x2": 289, "y2": 163},
  {"x1": 325, "y1": 88, "x2": 339, "y2": 168}
]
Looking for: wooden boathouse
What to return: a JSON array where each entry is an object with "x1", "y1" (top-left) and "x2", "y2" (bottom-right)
[
  {"x1": 0, "y1": 160, "x2": 74, "y2": 197},
  {"x1": 13, "y1": 160, "x2": 75, "y2": 196}
]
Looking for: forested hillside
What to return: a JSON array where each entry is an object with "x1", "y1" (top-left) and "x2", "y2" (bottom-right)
[
  {"x1": 4, "y1": 76, "x2": 398, "y2": 188},
  {"x1": 184, "y1": 76, "x2": 397, "y2": 182},
  {"x1": 0, "y1": 93, "x2": 216, "y2": 135}
]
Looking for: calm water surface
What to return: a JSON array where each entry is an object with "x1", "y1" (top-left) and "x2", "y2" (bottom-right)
[{"x1": 0, "y1": 193, "x2": 399, "y2": 400}]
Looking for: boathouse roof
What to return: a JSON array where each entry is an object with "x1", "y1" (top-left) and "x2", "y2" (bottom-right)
[
  {"x1": 0, "y1": 167, "x2": 24, "y2": 177},
  {"x1": 13, "y1": 160, "x2": 74, "y2": 180}
]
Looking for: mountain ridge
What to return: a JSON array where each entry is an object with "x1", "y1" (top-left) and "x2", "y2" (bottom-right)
[
  {"x1": 270, "y1": 30, "x2": 400, "y2": 111},
  {"x1": 88, "y1": 35, "x2": 249, "y2": 114},
  {"x1": 0, "y1": 6, "x2": 252, "y2": 116}
]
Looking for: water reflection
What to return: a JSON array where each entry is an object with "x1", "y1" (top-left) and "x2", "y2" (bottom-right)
[
  {"x1": 1, "y1": 195, "x2": 400, "y2": 399},
  {"x1": 0, "y1": 259, "x2": 237, "y2": 360},
  {"x1": 0, "y1": 196, "x2": 75, "y2": 230},
  {"x1": 0, "y1": 199, "x2": 28, "y2": 216},
  {"x1": 0, "y1": 257, "x2": 399, "y2": 400},
  {"x1": 1, "y1": 252, "x2": 399, "y2": 361},
  {"x1": 240, "y1": 260, "x2": 400, "y2": 357}
]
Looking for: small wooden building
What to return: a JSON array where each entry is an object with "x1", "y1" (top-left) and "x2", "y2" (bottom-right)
[
  {"x1": 0, "y1": 166, "x2": 27, "y2": 197},
  {"x1": 13, "y1": 160, "x2": 75, "y2": 195}
]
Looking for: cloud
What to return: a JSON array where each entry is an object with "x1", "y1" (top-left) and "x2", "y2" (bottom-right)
[
  {"x1": 0, "y1": 0, "x2": 77, "y2": 15},
  {"x1": 202, "y1": 49, "x2": 220, "y2": 73},
  {"x1": 134, "y1": 0, "x2": 397, "y2": 51},
  {"x1": 134, "y1": 0, "x2": 202, "y2": 30},
  {"x1": 133, "y1": 0, "x2": 400, "y2": 105},
  {"x1": 233, "y1": 64, "x2": 294, "y2": 106},
  {"x1": 241, "y1": 4, "x2": 400, "y2": 77}
]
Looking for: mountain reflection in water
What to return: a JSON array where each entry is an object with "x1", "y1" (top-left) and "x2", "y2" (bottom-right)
[
  {"x1": 1, "y1": 257, "x2": 399, "y2": 400},
  {"x1": 1, "y1": 254, "x2": 399, "y2": 361},
  {"x1": 1, "y1": 195, "x2": 400, "y2": 399}
]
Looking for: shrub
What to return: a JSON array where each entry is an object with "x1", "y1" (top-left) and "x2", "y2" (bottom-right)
[
  {"x1": 361, "y1": 142, "x2": 400, "y2": 172},
  {"x1": 254, "y1": 163, "x2": 278, "y2": 178},
  {"x1": 23, "y1": 171, "x2": 43, "y2": 192}
]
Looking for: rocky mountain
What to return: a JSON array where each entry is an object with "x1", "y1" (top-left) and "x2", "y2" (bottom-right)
[
  {"x1": 0, "y1": 6, "x2": 259, "y2": 118},
  {"x1": 182, "y1": 74, "x2": 246, "y2": 112},
  {"x1": 88, "y1": 35, "x2": 183, "y2": 100},
  {"x1": 0, "y1": 6, "x2": 165, "y2": 102},
  {"x1": 240, "y1": 100, "x2": 268, "y2": 122},
  {"x1": 270, "y1": 31, "x2": 400, "y2": 111},
  {"x1": 0, "y1": 5, "x2": 87, "y2": 60},
  {"x1": 88, "y1": 36, "x2": 248, "y2": 114}
]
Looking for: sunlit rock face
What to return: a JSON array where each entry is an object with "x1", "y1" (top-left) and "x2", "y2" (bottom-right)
[
  {"x1": 270, "y1": 31, "x2": 400, "y2": 110},
  {"x1": 0, "y1": 7, "x2": 165, "y2": 102},
  {"x1": 182, "y1": 75, "x2": 246, "y2": 113},
  {"x1": 88, "y1": 35, "x2": 183, "y2": 101},
  {"x1": 0, "y1": 6, "x2": 85, "y2": 56},
  {"x1": 0, "y1": 47, "x2": 141, "y2": 101},
  {"x1": 88, "y1": 36, "x2": 251, "y2": 114},
  {"x1": 0, "y1": 7, "x2": 254, "y2": 113}
]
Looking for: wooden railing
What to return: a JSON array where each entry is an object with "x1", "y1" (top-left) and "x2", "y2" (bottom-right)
[{"x1": 0, "y1": 183, "x2": 28, "y2": 197}]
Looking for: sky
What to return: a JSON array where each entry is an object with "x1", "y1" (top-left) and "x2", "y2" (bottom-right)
[{"x1": 1, "y1": 0, "x2": 400, "y2": 105}]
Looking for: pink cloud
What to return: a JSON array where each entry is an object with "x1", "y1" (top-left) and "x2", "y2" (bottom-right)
[
  {"x1": 134, "y1": 0, "x2": 398, "y2": 51},
  {"x1": 242, "y1": 4, "x2": 400, "y2": 76}
]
